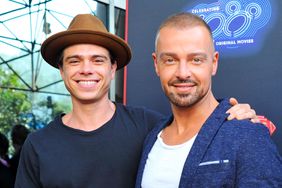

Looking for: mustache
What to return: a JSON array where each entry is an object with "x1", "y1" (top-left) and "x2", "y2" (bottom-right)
[{"x1": 169, "y1": 79, "x2": 197, "y2": 86}]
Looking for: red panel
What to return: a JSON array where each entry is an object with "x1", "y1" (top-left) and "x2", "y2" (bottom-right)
[{"x1": 123, "y1": 0, "x2": 129, "y2": 105}]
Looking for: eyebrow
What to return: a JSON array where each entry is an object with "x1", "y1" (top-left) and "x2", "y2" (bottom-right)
[
  {"x1": 158, "y1": 52, "x2": 208, "y2": 59},
  {"x1": 188, "y1": 52, "x2": 208, "y2": 59},
  {"x1": 158, "y1": 52, "x2": 177, "y2": 59},
  {"x1": 64, "y1": 54, "x2": 109, "y2": 61}
]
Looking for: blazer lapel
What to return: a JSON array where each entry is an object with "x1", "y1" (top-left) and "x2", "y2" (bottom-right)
[{"x1": 179, "y1": 99, "x2": 231, "y2": 187}]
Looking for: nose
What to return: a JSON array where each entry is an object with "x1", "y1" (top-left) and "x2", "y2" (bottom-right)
[
  {"x1": 175, "y1": 61, "x2": 191, "y2": 79},
  {"x1": 79, "y1": 61, "x2": 93, "y2": 75}
]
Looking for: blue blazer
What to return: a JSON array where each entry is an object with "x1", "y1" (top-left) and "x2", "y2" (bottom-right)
[{"x1": 135, "y1": 99, "x2": 282, "y2": 187}]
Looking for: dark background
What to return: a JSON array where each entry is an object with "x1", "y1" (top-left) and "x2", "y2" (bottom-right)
[{"x1": 126, "y1": 0, "x2": 282, "y2": 154}]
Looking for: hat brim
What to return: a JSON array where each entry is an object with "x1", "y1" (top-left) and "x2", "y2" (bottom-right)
[{"x1": 41, "y1": 30, "x2": 131, "y2": 70}]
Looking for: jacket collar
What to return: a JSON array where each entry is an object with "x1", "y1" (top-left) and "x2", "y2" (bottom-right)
[{"x1": 179, "y1": 98, "x2": 231, "y2": 187}]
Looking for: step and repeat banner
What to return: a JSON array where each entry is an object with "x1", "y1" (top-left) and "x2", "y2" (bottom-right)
[{"x1": 127, "y1": 0, "x2": 282, "y2": 153}]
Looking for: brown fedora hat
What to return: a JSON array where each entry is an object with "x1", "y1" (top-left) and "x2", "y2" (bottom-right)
[{"x1": 41, "y1": 14, "x2": 131, "y2": 70}]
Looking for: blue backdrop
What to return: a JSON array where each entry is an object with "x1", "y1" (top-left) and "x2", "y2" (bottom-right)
[{"x1": 127, "y1": 0, "x2": 282, "y2": 154}]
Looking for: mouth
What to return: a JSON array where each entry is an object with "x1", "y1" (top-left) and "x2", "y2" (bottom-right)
[
  {"x1": 171, "y1": 80, "x2": 197, "y2": 92},
  {"x1": 77, "y1": 79, "x2": 100, "y2": 88},
  {"x1": 173, "y1": 82, "x2": 195, "y2": 87},
  {"x1": 174, "y1": 84, "x2": 195, "y2": 92}
]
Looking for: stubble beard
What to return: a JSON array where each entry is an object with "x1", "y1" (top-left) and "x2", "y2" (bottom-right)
[{"x1": 165, "y1": 87, "x2": 205, "y2": 108}]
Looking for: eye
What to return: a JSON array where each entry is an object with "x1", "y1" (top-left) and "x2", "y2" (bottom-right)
[
  {"x1": 93, "y1": 57, "x2": 107, "y2": 65},
  {"x1": 192, "y1": 57, "x2": 204, "y2": 64},
  {"x1": 193, "y1": 58, "x2": 201, "y2": 63},
  {"x1": 67, "y1": 58, "x2": 80, "y2": 65},
  {"x1": 162, "y1": 57, "x2": 176, "y2": 65}
]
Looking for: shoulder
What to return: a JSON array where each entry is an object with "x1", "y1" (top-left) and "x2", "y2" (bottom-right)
[
  {"x1": 219, "y1": 119, "x2": 271, "y2": 144},
  {"x1": 25, "y1": 114, "x2": 63, "y2": 144},
  {"x1": 222, "y1": 119, "x2": 269, "y2": 137},
  {"x1": 214, "y1": 98, "x2": 271, "y2": 140},
  {"x1": 221, "y1": 120, "x2": 282, "y2": 184},
  {"x1": 115, "y1": 103, "x2": 166, "y2": 131},
  {"x1": 115, "y1": 103, "x2": 165, "y2": 121},
  {"x1": 219, "y1": 119, "x2": 278, "y2": 153}
]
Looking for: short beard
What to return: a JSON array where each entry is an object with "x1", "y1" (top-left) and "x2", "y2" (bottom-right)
[
  {"x1": 167, "y1": 91, "x2": 203, "y2": 108},
  {"x1": 164, "y1": 79, "x2": 204, "y2": 108}
]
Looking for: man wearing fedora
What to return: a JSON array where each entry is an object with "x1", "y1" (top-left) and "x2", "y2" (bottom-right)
[{"x1": 15, "y1": 14, "x2": 272, "y2": 188}]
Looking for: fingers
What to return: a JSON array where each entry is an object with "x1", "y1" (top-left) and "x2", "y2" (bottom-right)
[
  {"x1": 226, "y1": 103, "x2": 251, "y2": 115},
  {"x1": 226, "y1": 104, "x2": 255, "y2": 120},
  {"x1": 227, "y1": 109, "x2": 256, "y2": 120},
  {"x1": 229, "y1": 97, "x2": 238, "y2": 106},
  {"x1": 251, "y1": 118, "x2": 262, "y2": 124}
]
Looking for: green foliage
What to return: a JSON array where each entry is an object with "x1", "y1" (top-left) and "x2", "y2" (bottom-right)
[
  {"x1": 35, "y1": 97, "x2": 71, "y2": 125},
  {"x1": 52, "y1": 100, "x2": 71, "y2": 118},
  {"x1": 0, "y1": 68, "x2": 71, "y2": 135},
  {"x1": 0, "y1": 69, "x2": 32, "y2": 134}
]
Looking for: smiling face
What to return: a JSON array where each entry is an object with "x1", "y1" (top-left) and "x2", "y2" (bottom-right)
[
  {"x1": 60, "y1": 44, "x2": 117, "y2": 104},
  {"x1": 153, "y1": 25, "x2": 219, "y2": 108}
]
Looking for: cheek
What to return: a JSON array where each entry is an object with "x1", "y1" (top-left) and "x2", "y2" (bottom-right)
[
  {"x1": 198, "y1": 71, "x2": 213, "y2": 87},
  {"x1": 110, "y1": 69, "x2": 116, "y2": 80},
  {"x1": 160, "y1": 65, "x2": 176, "y2": 76},
  {"x1": 61, "y1": 69, "x2": 77, "y2": 84},
  {"x1": 62, "y1": 70, "x2": 71, "y2": 79},
  {"x1": 195, "y1": 65, "x2": 213, "y2": 79},
  {"x1": 101, "y1": 68, "x2": 115, "y2": 82},
  {"x1": 60, "y1": 71, "x2": 67, "y2": 82},
  {"x1": 159, "y1": 69, "x2": 169, "y2": 80},
  {"x1": 159, "y1": 71, "x2": 173, "y2": 87},
  {"x1": 59, "y1": 68, "x2": 64, "y2": 79}
]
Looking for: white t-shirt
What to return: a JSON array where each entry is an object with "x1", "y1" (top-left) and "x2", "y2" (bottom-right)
[{"x1": 141, "y1": 131, "x2": 197, "y2": 188}]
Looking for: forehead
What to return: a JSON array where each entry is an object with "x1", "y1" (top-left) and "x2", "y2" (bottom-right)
[
  {"x1": 63, "y1": 44, "x2": 111, "y2": 57},
  {"x1": 157, "y1": 26, "x2": 214, "y2": 53}
]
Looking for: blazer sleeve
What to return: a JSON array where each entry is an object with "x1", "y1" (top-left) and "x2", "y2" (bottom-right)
[{"x1": 236, "y1": 125, "x2": 282, "y2": 187}]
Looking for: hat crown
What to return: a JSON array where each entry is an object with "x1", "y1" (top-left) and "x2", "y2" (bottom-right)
[
  {"x1": 68, "y1": 14, "x2": 108, "y2": 32},
  {"x1": 41, "y1": 13, "x2": 131, "y2": 70}
]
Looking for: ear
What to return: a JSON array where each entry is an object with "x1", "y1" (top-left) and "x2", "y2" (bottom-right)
[
  {"x1": 111, "y1": 61, "x2": 117, "y2": 80},
  {"x1": 152, "y1": 52, "x2": 160, "y2": 77},
  {"x1": 212, "y1": 51, "x2": 219, "y2": 76}
]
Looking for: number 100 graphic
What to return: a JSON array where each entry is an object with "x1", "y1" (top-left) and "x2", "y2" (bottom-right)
[{"x1": 185, "y1": 0, "x2": 275, "y2": 56}]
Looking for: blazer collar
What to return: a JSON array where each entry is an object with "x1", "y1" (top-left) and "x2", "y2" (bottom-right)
[{"x1": 179, "y1": 98, "x2": 231, "y2": 187}]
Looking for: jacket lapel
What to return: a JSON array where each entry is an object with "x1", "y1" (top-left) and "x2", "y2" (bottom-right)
[{"x1": 179, "y1": 99, "x2": 231, "y2": 187}]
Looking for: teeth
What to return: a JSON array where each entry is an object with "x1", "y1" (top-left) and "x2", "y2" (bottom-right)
[{"x1": 79, "y1": 80, "x2": 97, "y2": 85}]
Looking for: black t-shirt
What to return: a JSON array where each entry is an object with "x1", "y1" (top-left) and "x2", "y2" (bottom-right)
[
  {"x1": 15, "y1": 103, "x2": 164, "y2": 188},
  {"x1": 0, "y1": 161, "x2": 14, "y2": 188}
]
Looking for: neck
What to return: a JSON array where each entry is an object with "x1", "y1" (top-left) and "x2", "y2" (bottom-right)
[
  {"x1": 63, "y1": 96, "x2": 115, "y2": 131},
  {"x1": 161, "y1": 91, "x2": 218, "y2": 145},
  {"x1": 171, "y1": 91, "x2": 218, "y2": 134}
]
